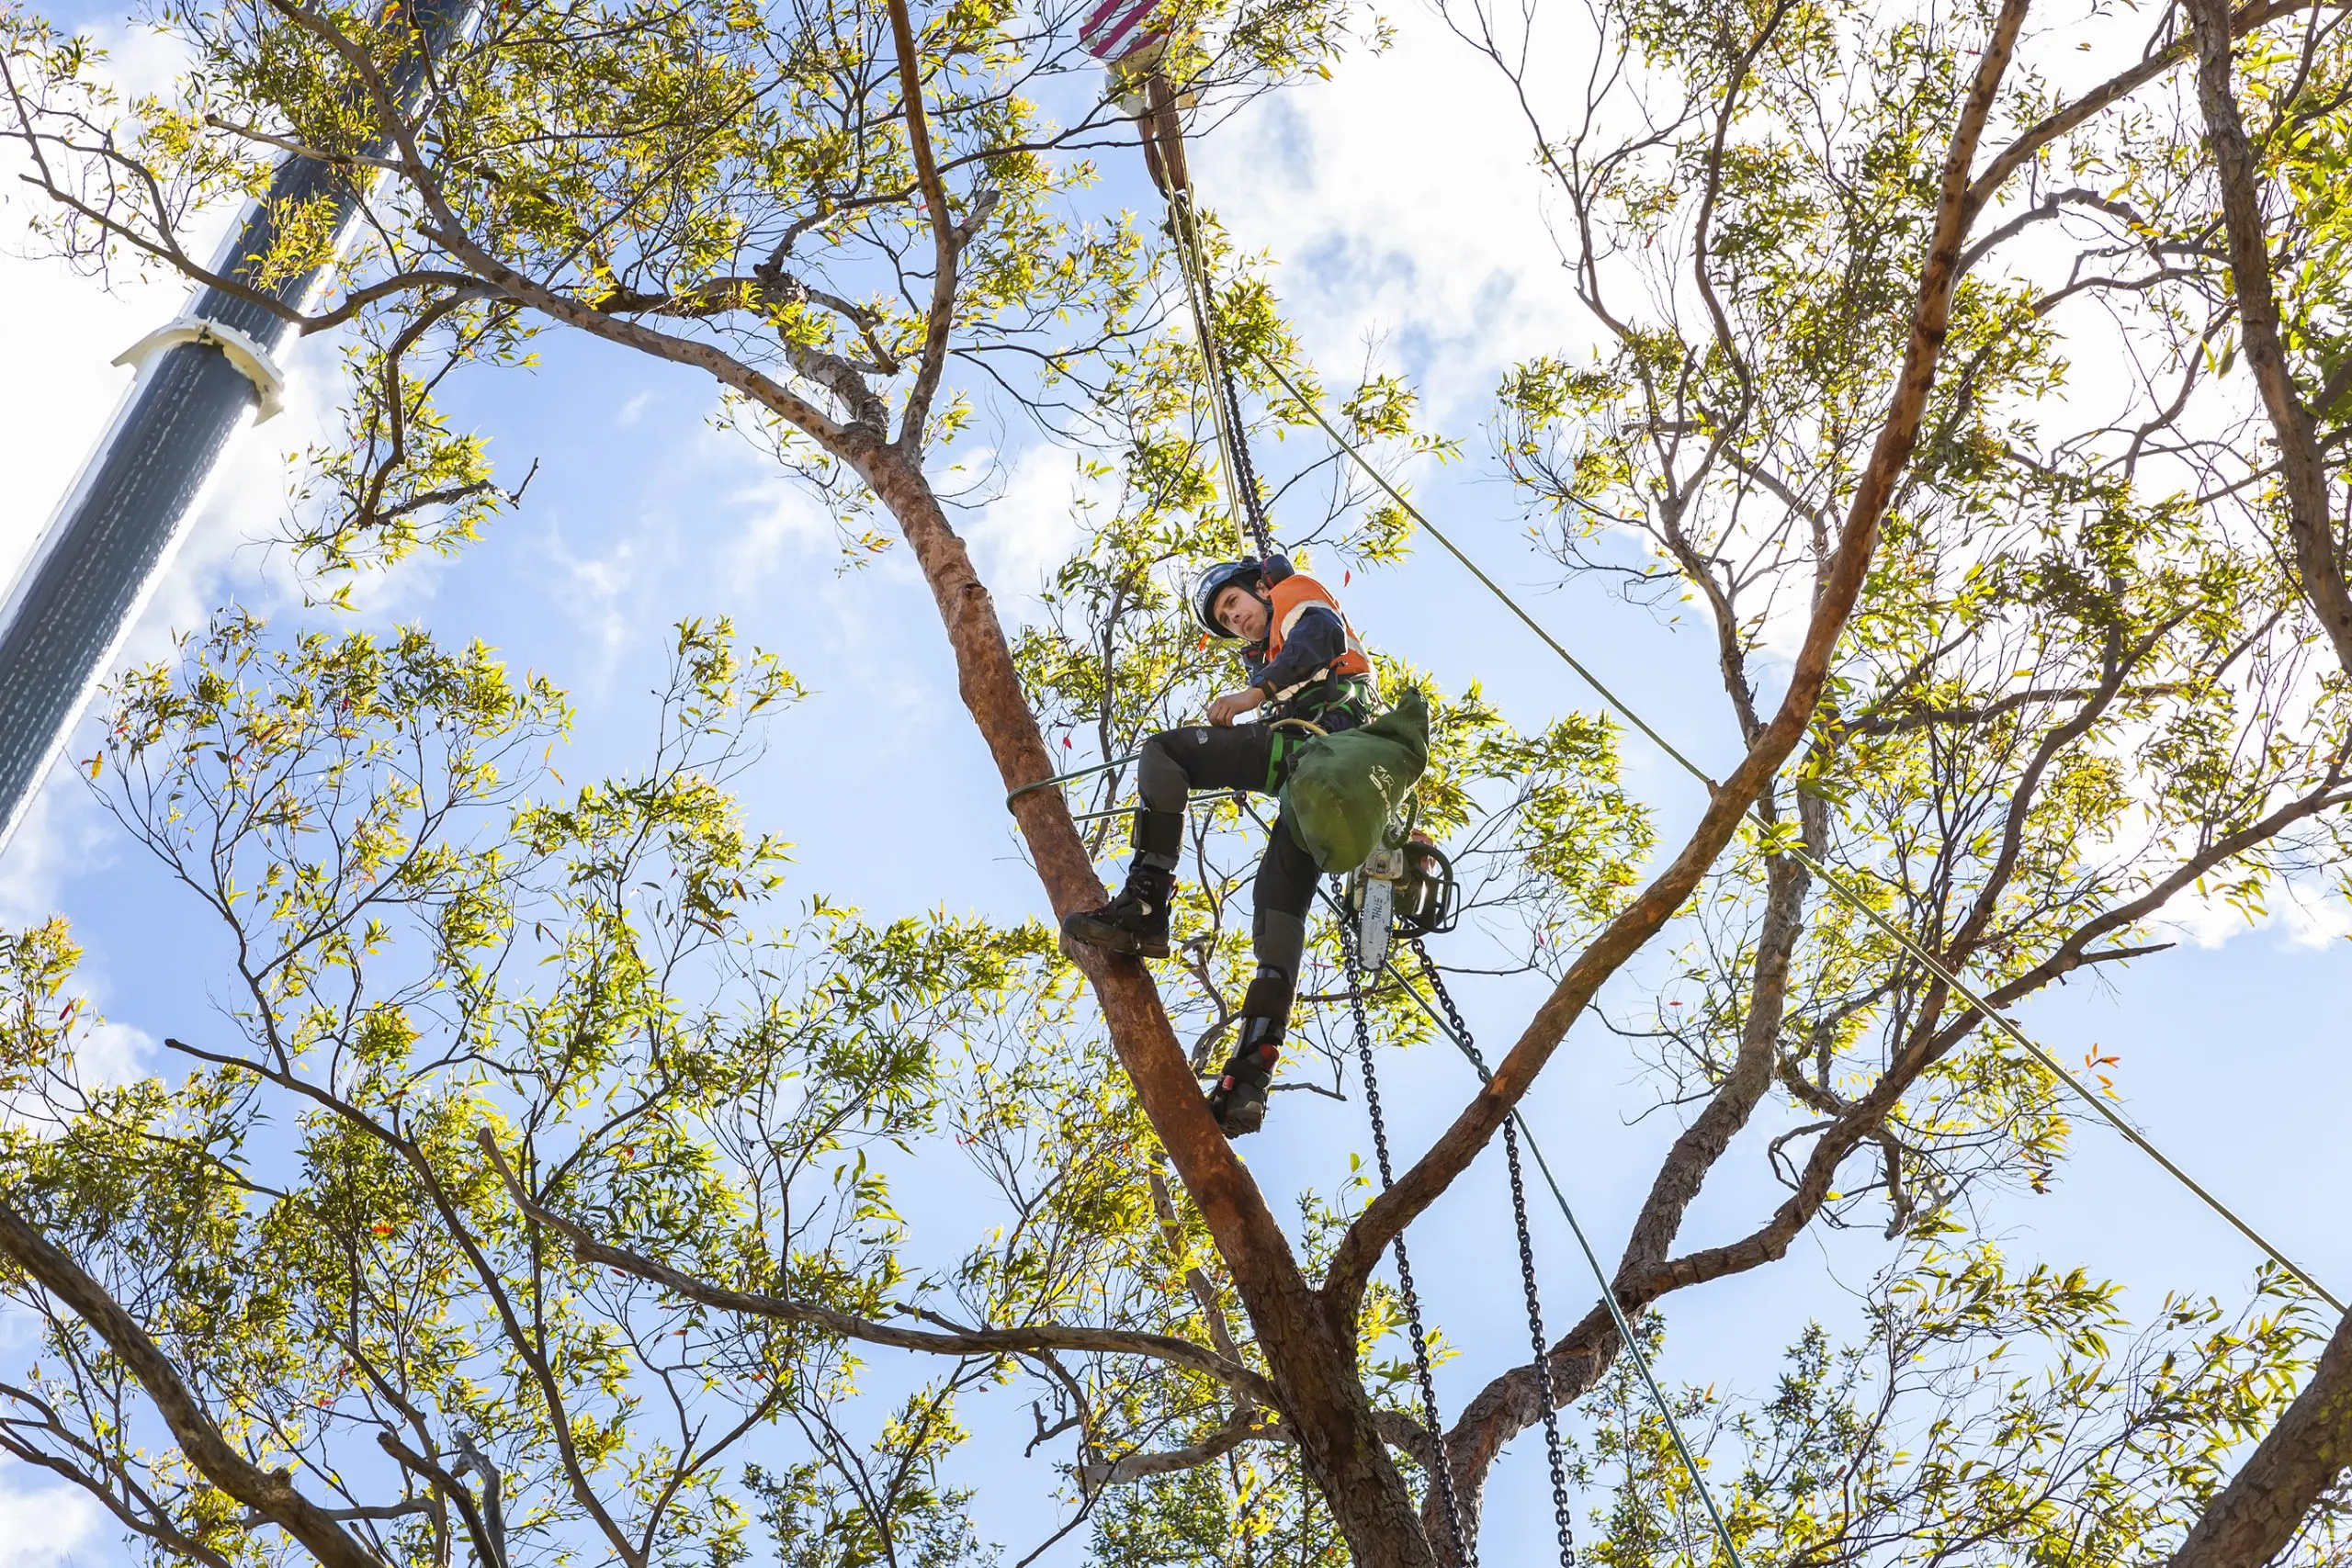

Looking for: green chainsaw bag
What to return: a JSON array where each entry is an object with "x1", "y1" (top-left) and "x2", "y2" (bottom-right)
[{"x1": 1279, "y1": 688, "x2": 1430, "y2": 874}]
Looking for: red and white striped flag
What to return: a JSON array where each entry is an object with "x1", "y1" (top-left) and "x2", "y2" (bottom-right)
[{"x1": 1079, "y1": 0, "x2": 1165, "y2": 62}]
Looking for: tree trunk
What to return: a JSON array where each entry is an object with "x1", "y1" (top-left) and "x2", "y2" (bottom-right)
[
  {"x1": 851, "y1": 443, "x2": 1439, "y2": 1566},
  {"x1": 2167, "y1": 1305, "x2": 2352, "y2": 1568},
  {"x1": 2186, "y1": 0, "x2": 2352, "y2": 679}
]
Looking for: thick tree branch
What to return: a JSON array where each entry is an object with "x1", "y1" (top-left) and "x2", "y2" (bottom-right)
[
  {"x1": 2187, "y1": 0, "x2": 2352, "y2": 677},
  {"x1": 1321, "y1": 0, "x2": 2037, "y2": 1323},
  {"x1": 1080, "y1": 1404, "x2": 1281, "y2": 1490},
  {"x1": 595, "y1": 274, "x2": 892, "y2": 426},
  {"x1": 2167, "y1": 1303, "x2": 2352, "y2": 1566},
  {"x1": 0, "y1": 1201, "x2": 387, "y2": 1568},
  {"x1": 845, "y1": 435, "x2": 1442, "y2": 1567}
]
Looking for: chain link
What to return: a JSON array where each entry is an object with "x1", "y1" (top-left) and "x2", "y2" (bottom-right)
[
  {"x1": 1340, "y1": 914, "x2": 1475, "y2": 1567},
  {"x1": 1411, "y1": 938, "x2": 1577, "y2": 1567},
  {"x1": 1168, "y1": 196, "x2": 1274, "y2": 561},
  {"x1": 1216, "y1": 353, "x2": 1274, "y2": 560}
]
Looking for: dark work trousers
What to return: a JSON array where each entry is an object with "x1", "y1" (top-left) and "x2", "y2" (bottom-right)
[{"x1": 1134, "y1": 722, "x2": 1317, "y2": 991}]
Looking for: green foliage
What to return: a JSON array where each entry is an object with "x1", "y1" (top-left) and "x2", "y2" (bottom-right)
[
  {"x1": 0, "y1": 617, "x2": 1122, "y2": 1565},
  {"x1": 1577, "y1": 1250, "x2": 2335, "y2": 1567},
  {"x1": 11, "y1": 0, "x2": 2352, "y2": 1559}
]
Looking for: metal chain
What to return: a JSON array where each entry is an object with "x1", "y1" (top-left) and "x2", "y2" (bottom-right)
[
  {"x1": 1412, "y1": 939, "x2": 1577, "y2": 1566},
  {"x1": 1215, "y1": 349, "x2": 1275, "y2": 560},
  {"x1": 1340, "y1": 913, "x2": 1475, "y2": 1567},
  {"x1": 1166, "y1": 192, "x2": 1275, "y2": 561}
]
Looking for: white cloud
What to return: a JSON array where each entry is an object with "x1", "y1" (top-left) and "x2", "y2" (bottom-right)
[
  {"x1": 0, "y1": 776, "x2": 119, "y2": 931},
  {"x1": 536, "y1": 520, "x2": 642, "y2": 666},
  {"x1": 959, "y1": 441, "x2": 1103, "y2": 604},
  {"x1": 0, "y1": 1464, "x2": 101, "y2": 1568},
  {"x1": 1194, "y1": 10, "x2": 1596, "y2": 423},
  {"x1": 2160, "y1": 872, "x2": 2352, "y2": 953},
  {"x1": 718, "y1": 469, "x2": 838, "y2": 592},
  {"x1": 75, "y1": 1019, "x2": 159, "y2": 1089}
]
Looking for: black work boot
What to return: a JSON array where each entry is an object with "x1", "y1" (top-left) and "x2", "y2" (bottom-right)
[
  {"x1": 1061, "y1": 811, "x2": 1182, "y2": 961},
  {"x1": 1206, "y1": 968, "x2": 1291, "y2": 1137},
  {"x1": 1061, "y1": 863, "x2": 1174, "y2": 959}
]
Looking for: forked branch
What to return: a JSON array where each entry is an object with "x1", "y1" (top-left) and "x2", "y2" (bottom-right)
[
  {"x1": 1320, "y1": 0, "x2": 2039, "y2": 1321},
  {"x1": 475, "y1": 1132, "x2": 1283, "y2": 1412},
  {"x1": 0, "y1": 1201, "x2": 388, "y2": 1568}
]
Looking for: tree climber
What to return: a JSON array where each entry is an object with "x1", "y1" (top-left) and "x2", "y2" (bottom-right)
[{"x1": 1062, "y1": 557, "x2": 1376, "y2": 1137}]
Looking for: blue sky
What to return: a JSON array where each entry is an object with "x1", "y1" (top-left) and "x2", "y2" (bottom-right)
[{"x1": 2, "y1": 6, "x2": 2350, "y2": 1563}]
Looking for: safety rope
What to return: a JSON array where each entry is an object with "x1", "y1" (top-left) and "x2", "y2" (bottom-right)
[
  {"x1": 1409, "y1": 940, "x2": 1577, "y2": 1565},
  {"x1": 1263, "y1": 347, "x2": 2346, "y2": 1316},
  {"x1": 1340, "y1": 915, "x2": 1476, "y2": 1565}
]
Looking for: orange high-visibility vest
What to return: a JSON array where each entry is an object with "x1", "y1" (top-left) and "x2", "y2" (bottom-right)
[{"x1": 1260, "y1": 574, "x2": 1372, "y2": 700}]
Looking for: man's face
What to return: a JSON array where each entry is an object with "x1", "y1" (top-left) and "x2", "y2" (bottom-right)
[{"x1": 1213, "y1": 582, "x2": 1270, "y2": 642}]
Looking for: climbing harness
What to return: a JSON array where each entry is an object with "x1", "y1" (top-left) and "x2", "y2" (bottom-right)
[
  {"x1": 1261, "y1": 330, "x2": 2346, "y2": 1317},
  {"x1": 1340, "y1": 914, "x2": 1476, "y2": 1567}
]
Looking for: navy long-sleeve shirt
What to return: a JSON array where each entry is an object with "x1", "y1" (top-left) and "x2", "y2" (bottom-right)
[{"x1": 1246, "y1": 602, "x2": 1349, "y2": 694}]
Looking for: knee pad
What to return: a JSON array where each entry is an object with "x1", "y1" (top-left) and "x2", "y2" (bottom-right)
[{"x1": 1135, "y1": 734, "x2": 1190, "y2": 817}]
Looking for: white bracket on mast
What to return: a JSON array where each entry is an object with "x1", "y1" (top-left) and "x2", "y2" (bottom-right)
[{"x1": 113, "y1": 317, "x2": 288, "y2": 423}]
